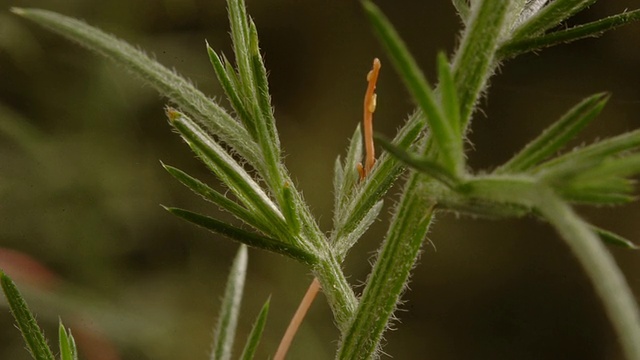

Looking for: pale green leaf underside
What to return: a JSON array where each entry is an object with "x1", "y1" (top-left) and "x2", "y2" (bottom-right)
[{"x1": 211, "y1": 245, "x2": 247, "y2": 360}]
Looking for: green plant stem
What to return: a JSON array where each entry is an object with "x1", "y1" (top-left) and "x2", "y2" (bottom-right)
[
  {"x1": 270, "y1": 167, "x2": 359, "y2": 329},
  {"x1": 451, "y1": 0, "x2": 509, "y2": 128},
  {"x1": 312, "y1": 249, "x2": 358, "y2": 332},
  {"x1": 337, "y1": 174, "x2": 436, "y2": 359},
  {"x1": 537, "y1": 194, "x2": 640, "y2": 360}
]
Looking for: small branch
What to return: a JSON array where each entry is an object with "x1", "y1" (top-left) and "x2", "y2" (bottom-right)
[
  {"x1": 274, "y1": 278, "x2": 321, "y2": 360},
  {"x1": 312, "y1": 251, "x2": 358, "y2": 332},
  {"x1": 537, "y1": 193, "x2": 640, "y2": 360}
]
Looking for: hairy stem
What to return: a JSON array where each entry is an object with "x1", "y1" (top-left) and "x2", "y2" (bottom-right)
[
  {"x1": 337, "y1": 174, "x2": 436, "y2": 359},
  {"x1": 312, "y1": 249, "x2": 358, "y2": 332},
  {"x1": 538, "y1": 193, "x2": 640, "y2": 360}
]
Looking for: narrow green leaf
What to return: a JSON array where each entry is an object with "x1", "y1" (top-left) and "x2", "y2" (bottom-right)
[
  {"x1": 551, "y1": 153, "x2": 640, "y2": 205},
  {"x1": 333, "y1": 155, "x2": 345, "y2": 217},
  {"x1": 11, "y1": 8, "x2": 259, "y2": 167},
  {"x1": 363, "y1": 1, "x2": 459, "y2": 173},
  {"x1": 334, "y1": 200, "x2": 383, "y2": 259},
  {"x1": 438, "y1": 192, "x2": 531, "y2": 219},
  {"x1": 247, "y1": 18, "x2": 283, "y2": 193},
  {"x1": 592, "y1": 226, "x2": 639, "y2": 249},
  {"x1": 535, "y1": 129, "x2": 640, "y2": 174},
  {"x1": 334, "y1": 125, "x2": 363, "y2": 219},
  {"x1": 166, "y1": 108, "x2": 289, "y2": 240},
  {"x1": 164, "y1": 207, "x2": 317, "y2": 265},
  {"x1": 68, "y1": 331, "x2": 78, "y2": 360},
  {"x1": 376, "y1": 134, "x2": 459, "y2": 188},
  {"x1": 248, "y1": 19, "x2": 279, "y2": 150},
  {"x1": 513, "y1": 0, "x2": 548, "y2": 27},
  {"x1": 211, "y1": 245, "x2": 248, "y2": 360},
  {"x1": 501, "y1": 9, "x2": 640, "y2": 58},
  {"x1": 0, "y1": 271, "x2": 55, "y2": 360},
  {"x1": 282, "y1": 182, "x2": 301, "y2": 235},
  {"x1": 451, "y1": 0, "x2": 509, "y2": 128},
  {"x1": 556, "y1": 177, "x2": 636, "y2": 205},
  {"x1": 456, "y1": 174, "x2": 541, "y2": 209},
  {"x1": 162, "y1": 163, "x2": 274, "y2": 235},
  {"x1": 498, "y1": 92, "x2": 609, "y2": 173},
  {"x1": 562, "y1": 190, "x2": 636, "y2": 206},
  {"x1": 239, "y1": 298, "x2": 270, "y2": 360},
  {"x1": 437, "y1": 52, "x2": 461, "y2": 138},
  {"x1": 576, "y1": 153, "x2": 640, "y2": 181},
  {"x1": 206, "y1": 45, "x2": 257, "y2": 139},
  {"x1": 511, "y1": 0, "x2": 596, "y2": 39},
  {"x1": 436, "y1": 52, "x2": 464, "y2": 172},
  {"x1": 227, "y1": 0, "x2": 254, "y2": 99},
  {"x1": 58, "y1": 321, "x2": 77, "y2": 360},
  {"x1": 222, "y1": 52, "x2": 243, "y2": 93},
  {"x1": 452, "y1": 0, "x2": 470, "y2": 24}
]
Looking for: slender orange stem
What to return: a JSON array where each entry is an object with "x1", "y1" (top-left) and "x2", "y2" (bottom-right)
[{"x1": 274, "y1": 278, "x2": 321, "y2": 360}]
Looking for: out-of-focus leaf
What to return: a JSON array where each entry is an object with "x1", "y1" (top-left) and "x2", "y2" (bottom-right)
[
  {"x1": 11, "y1": 8, "x2": 260, "y2": 167},
  {"x1": 210, "y1": 245, "x2": 248, "y2": 360},
  {"x1": 592, "y1": 226, "x2": 638, "y2": 249}
]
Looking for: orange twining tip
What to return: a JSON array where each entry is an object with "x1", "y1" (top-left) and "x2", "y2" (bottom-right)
[
  {"x1": 367, "y1": 58, "x2": 381, "y2": 81},
  {"x1": 361, "y1": 58, "x2": 381, "y2": 180}
]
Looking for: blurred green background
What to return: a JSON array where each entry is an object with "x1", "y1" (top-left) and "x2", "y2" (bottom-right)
[{"x1": 1, "y1": 1, "x2": 639, "y2": 359}]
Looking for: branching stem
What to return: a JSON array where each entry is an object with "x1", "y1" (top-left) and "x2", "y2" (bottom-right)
[{"x1": 537, "y1": 194, "x2": 640, "y2": 360}]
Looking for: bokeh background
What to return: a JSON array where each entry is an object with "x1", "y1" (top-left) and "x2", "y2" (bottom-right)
[{"x1": 1, "y1": 0, "x2": 639, "y2": 359}]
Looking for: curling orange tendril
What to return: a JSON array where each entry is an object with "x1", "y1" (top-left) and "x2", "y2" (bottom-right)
[{"x1": 358, "y1": 58, "x2": 381, "y2": 180}]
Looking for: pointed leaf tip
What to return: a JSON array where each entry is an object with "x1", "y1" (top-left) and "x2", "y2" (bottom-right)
[
  {"x1": 10, "y1": 7, "x2": 26, "y2": 15},
  {"x1": 164, "y1": 206, "x2": 318, "y2": 264},
  {"x1": 240, "y1": 296, "x2": 270, "y2": 360},
  {"x1": 211, "y1": 244, "x2": 248, "y2": 360},
  {"x1": 165, "y1": 107, "x2": 180, "y2": 122},
  {"x1": 592, "y1": 226, "x2": 639, "y2": 249},
  {"x1": 498, "y1": 92, "x2": 610, "y2": 174}
]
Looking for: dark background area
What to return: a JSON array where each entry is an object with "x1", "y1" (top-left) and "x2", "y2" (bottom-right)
[{"x1": 1, "y1": 1, "x2": 639, "y2": 359}]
